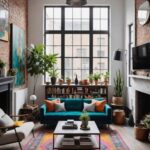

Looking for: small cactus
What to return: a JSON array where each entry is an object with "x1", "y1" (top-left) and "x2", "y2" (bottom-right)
[{"x1": 114, "y1": 70, "x2": 124, "y2": 97}]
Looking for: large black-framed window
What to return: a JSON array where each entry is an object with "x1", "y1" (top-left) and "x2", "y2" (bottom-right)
[{"x1": 44, "y1": 6, "x2": 109, "y2": 82}]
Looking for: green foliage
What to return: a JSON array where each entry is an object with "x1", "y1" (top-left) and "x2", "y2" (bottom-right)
[
  {"x1": 7, "y1": 68, "x2": 16, "y2": 76},
  {"x1": 48, "y1": 67, "x2": 59, "y2": 78},
  {"x1": 0, "y1": 59, "x2": 5, "y2": 68},
  {"x1": 79, "y1": 112, "x2": 90, "y2": 121},
  {"x1": 93, "y1": 73, "x2": 101, "y2": 81},
  {"x1": 103, "y1": 71, "x2": 109, "y2": 79},
  {"x1": 66, "y1": 77, "x2": 71, "y2": 81},
  {"x1": 142, "y1": 114, "x2": 150, "y2": 128},
  {"x1": 114, "y1": 70, "x2": 124, "y2": 97},
  {"x1": 27, "y1": 44, "x2": 57, "y2": 94},
  {"x1": 88, "y1": 74, "x2": 94, "y2": 81}
]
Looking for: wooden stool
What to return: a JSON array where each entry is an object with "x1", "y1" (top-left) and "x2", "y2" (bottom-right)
[{"x1": 113, "y1": 109, "x2": 125, "y2": 125}]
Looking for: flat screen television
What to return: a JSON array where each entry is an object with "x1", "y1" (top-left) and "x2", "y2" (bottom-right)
[{"x1": 132, "y1": 43, "x2": 150, "y2": 70}]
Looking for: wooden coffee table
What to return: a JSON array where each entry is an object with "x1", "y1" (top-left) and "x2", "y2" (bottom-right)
[{"x1": 53, "y1": 121, "x2": 100, "y2": 150}]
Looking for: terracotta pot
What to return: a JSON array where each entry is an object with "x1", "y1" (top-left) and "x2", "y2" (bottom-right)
[
  {"x1": 104, "y1": 80, "x2": 108, "y2": 86},
  {"x1": 134, "y1": 126, "x2": 149, "y2": 141},
  {"x1": 67, "y1": 80, "x2": 71, "y2": 85},
  {"x1": 59, "y1": 79, "x2": 64, "y2": 85},
  {"x1": 112, "y1": 96, "x2": 123, "y2": 105},
  {"x1": 95, "y1": 80, "x2": 98, "y2": 85}
]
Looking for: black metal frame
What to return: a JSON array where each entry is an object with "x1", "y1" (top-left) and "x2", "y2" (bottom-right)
[{"x1": 44, "y1": 6, "x2": 110, "y2": 82}]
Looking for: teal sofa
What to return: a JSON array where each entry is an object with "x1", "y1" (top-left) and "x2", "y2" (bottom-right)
[{"x1": 40, "y1": 98, "x2": 112, "y2": 127}]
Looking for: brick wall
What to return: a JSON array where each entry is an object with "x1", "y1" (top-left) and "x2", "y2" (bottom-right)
[
  {"x1": 0, "y1": 0, "x2": 27, "y2": 70},
  {"x1": 135, "y1": 0, "x2": 150, "y2": 45}
]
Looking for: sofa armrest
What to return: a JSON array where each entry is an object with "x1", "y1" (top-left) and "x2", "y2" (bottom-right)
[
  {"x1": 105, "y1": 104, "x2": 112, "y2": 115},
  {"x1": 40, "y1": 104, "x2": 46, "y2": 116}
]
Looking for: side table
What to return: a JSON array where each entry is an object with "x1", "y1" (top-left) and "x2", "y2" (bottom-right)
[{"x1": 19, "y1": 105, "x2": 39, "y2": 122}]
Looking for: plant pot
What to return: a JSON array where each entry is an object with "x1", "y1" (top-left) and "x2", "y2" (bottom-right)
[
  {"x1": 94, "y1": 80, "x2": 98, "y2": 85},
  {"x1": 104, "y1": 79, "x2": 108, "y2": 86},
  {"x1": 67, "y1": 80, "x2": 71, "y2": 85},
  {"x1": 59, "y1": 79, "x2": 64, "y2": 85},
  {"x1": 134, "y1": 126, "x2": 149, "y2": 141},
  {"x1": 112, "y1": 96, "x2": 123, "y2": 105},
  {"x1": 81, "y1": 120, "x2": 88, "y2": 128},
  {"x1": 51, "y1": 77, "x2": 56, "y2": 85}
]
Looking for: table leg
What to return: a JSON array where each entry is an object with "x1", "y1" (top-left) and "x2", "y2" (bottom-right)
[
  {"x1": 53, "y1": 133, "x2": 54, "y2": 150},
  {"x1": 99, "y1": 134, "x2": 101, "y2": 150}
]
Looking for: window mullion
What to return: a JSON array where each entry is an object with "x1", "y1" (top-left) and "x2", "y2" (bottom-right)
[{"x1": 90, "y1": 7, "x2": 93, "y2": 74}]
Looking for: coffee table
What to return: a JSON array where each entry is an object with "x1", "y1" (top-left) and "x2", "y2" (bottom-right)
[{"x1": 53, "y1": 121, "x2": 100, "y2": 150}]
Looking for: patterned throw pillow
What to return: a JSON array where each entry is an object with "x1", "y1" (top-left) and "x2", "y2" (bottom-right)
[
  {"x1": 55, "y1": 102, "x2": 66, "y2": 112},
  {"x1": 83, "y1": 103, "x2": 95, "y2": 112},
  {"x1": 44, "y1": 99, "x2": 61, "y2": 112}
]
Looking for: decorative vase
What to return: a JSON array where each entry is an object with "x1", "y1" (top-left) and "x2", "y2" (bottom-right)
[
  {"x1": 81, "y1": 120, "x2": 88, "y2": 128},
  {"x1": 51, "y1": 77, "x2": 56, "y2": 85},
  {"x1": 75, "y1": 75, "x2": 78, "y2": 85}
]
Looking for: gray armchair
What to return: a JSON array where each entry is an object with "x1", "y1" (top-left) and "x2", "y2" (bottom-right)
[{"x1": 0, "y1": 108, "x2": 35, "y2": 150}]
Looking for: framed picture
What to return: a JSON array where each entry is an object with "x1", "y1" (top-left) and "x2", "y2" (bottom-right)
[
  {"x1": 0, "y1": 5, "x2": 8, "y2": 41},
  {"x1": 11, "y1": 24, "x2": 26, "y2": 86}
]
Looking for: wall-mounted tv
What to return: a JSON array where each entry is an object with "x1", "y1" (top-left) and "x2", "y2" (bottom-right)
[{"x1": 132, "y1": 43, "x2": 150, "y2": 70}]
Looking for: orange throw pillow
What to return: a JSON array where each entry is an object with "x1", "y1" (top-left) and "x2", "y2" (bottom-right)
[
  {"x1": 44, "y1": 99, "x2": 61, "y2": 112},
  {"x1": 95, "y1": 100, "x2": 107, "y2": 112}
]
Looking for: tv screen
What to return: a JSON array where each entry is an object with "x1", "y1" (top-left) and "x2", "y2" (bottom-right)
[{"x1": 132, "y1": 43, "x2": 150, "y2": 70}]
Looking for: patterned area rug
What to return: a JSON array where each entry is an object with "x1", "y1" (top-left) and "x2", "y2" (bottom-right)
[{"x1": 23, "y1": 127, "x2": 129, "y2": 150}]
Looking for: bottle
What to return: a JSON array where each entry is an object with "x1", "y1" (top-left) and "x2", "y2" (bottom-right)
[{"x1": 75, "y1": 74, "x2": 78, "y2": 85}]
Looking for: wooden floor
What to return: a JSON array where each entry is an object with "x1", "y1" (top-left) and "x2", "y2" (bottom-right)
[{"x1": 0, "y1": 123, "x2": 150, "y2": 150}]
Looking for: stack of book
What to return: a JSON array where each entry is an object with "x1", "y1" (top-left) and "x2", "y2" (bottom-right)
[
  {"x1": 62, "y1": 137, "x2": 75, "y2": 147},
  {"x1": 79, "y1": 136, "x2": 93, "y2": 148},
  {"x1": 62, "y1": 120, "x2": 78, "y2": 129}
]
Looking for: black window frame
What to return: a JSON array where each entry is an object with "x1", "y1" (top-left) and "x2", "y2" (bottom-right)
[{"x1": 44, "y1": 6, "x2": 110, "y2": 82}]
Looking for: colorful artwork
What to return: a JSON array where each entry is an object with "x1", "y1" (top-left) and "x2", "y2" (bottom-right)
[
  {"x1": 0, "y1": 5, "x2": 8, "y2": 41},
  {"x1": 11, "y1": 24, "x2": 26, "y2": 86}
]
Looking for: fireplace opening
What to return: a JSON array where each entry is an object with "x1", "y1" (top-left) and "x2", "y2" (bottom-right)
[{"x1": 136, "y1": 91, "x2": 150, "y2": 124}]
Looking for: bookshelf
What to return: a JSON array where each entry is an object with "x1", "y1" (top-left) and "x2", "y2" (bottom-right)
[{"x1": 45, "y1": 84, "x2": 108, "y2": 100}]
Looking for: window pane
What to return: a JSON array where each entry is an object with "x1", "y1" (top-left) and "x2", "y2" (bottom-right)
[
  {"x1": 54, "y1": 19, "x2": 61, "y2": 30},
  {"x1": 73, "y1": 46, "x2": 81, "y2": 57},
  {"x1": 73, "y1": 34, "x2": 81, "y2": 45},
  {"x1": 101, "y1": 8, "x2": 108, "y2": 19},
  {"x1": 54, "y1": 58, "x2": 61, "y2": 70},
  {"x1": 54, "y1": 46, "x2": 61, "y2": 57},
  {"x1": 93, "y1": 46, "x2": 101, "y2": 57},
  {"x1": 73, "y1": 70, "x2": 81, "y2": 81},
  {"x1": 73, "y1": 19, "x2": 81, "y2": 30},
  {"x1": 73, "y1": 8, "x2": 81, "y2": 19},
  {"x1": 82, "y1": 19, "x2": 89, "y2": 30},
  {"x1": 93, "y1": 20, "x2": 100, "y2": 30},
  {"x1": 65, "y1": 34, "x2": 73, "y2": 45},
  {"x1": 65, "y1": 58, "x2": 72, "y2": 69},
  {"x1": 73, "y1": 58, "x2": 81, "y2": 69},
  {"x1": 65, "y1": 8, "x2": 72, "y2": 18},
  {"x1": 46, "y1": 34, "x2": 53, "y2": 45},
  {"x1": 54, "y1": 8, "x2": 61, "y2": 19},
  {"x1": 93, "y1": 35, "x2": 100, "y2": 45},
  {"x1": 82, "y1": 58, "x2": 89, "y2": 69},
  {"x1": 82, "y1": 8, "x2": 89, "y2": 19},
  {"x1": 82, "y1": 70, "x2": 89, "y2": 79},
  {"x1": 46, "y1": 8, "x2": 53, "y2": 19},
  {"x1": 101, "y1": 34, "x2": 108, "y2": 45},
  {"x1": 101, "y1": 46, "x2": 108, "y2": 57},
  {"x1": 81, "y1": 46, "x2": 89, "y2": 57},
  {"x1": 82, "y1": 34, "x2": 89, "y2": 45},
  {"x1": 101, "y1": 19, "x2": 108, "y2": 30},
  {"x1": 65, "y1": 19, "x2": 72, "y2": 30},
  {"x1": 65, "y1": 70, "x2": 72, "y2": 80},
  {"x1": 100, "y1": 58, "x2": 108, "y2": 69},
  {"x1": 65, "y1": 46, "x2": 72, "y2": 57},
  {"x1": 46, "y1": 19, "x2": 53, "y2": 30},
  {"x1": 93, "y1": 58, "x2": 101, "y2": 70},
  {"x1": 46, "y1": 46, "x2": 53, "y2": 55},
  {"x1": 93, "y1": 8, "x2": 100, "y2": 19},
  {"x1": 54, "y1": 34, "x2": 61, "y2": 45}
]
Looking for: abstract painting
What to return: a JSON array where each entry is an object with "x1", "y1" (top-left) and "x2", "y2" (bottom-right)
[
  {"x1": 11, "y1": 24, "x2": 26, "y2": 86},
  {"x1": 0, "y1": 5, "x2": 8, "y2": 41}
]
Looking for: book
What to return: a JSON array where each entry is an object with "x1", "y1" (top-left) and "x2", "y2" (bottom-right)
[{"x1": 62, "y1": 123, "x2": 78, "y2": 129}]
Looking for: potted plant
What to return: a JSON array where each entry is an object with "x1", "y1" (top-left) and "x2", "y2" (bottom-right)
[
  {"x1": 79, "y1": 112, "x2": 90, "y2": 129},
  {"x1": 93, "y1": 73, "x2": 101, "y2": 85},
  {"x1": 0, "y1": 59, "x2": 6, "y2": 77},
  {"x1": 7, "y1": 68, "x2": 16, "y2": 76},
  {"x1": 58, "y1": 78, "x2": 64, "y2": 85},
  {"x1": 88, "y1": 74, "x2": 93, "y2": 85},
  {"x1": 66, "y1": 77, "x2": 71, "y2": 85},
  {"x1": 48, "y1": 67, "x2": 59, "y2": 85},
  {"x1": 134, "y1": 114, "x2": 150, "y2": 141},
  {"x1": 112, "y1": 70, "x2": 124, "y2": 105},
  {"x1": 27, "y1": 44, "x2": 57, "y2": 95},
  {"x1": 103, "y1": 72, "x2": 109, "y2": 86}
]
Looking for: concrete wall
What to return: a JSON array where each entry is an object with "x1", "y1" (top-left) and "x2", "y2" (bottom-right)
[{"x1": 28, "y1": 0, "x2": 126, "y2": 105}]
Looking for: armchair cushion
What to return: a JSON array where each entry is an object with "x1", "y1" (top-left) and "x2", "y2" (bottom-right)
[
  {"x1": 83, "y1": 103, "x2": 95, "y2": 112},
  {"x1": 0, "y1": 114, "x2": 14, "y2": 128}
]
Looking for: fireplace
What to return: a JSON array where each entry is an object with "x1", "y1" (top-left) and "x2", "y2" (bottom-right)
[
  {"x1": 135, "y1": 91, "x2": 150, "y2": 124},
  {"x1": 0, "y1": 77, "x2": 14, "y2": 115}
]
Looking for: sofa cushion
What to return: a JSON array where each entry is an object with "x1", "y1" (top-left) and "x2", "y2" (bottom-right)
[
  {"x1": 0, "y1": 114, "x2": 14, "y2": 127},
  {"x1": 83, "y1": 103, "x2": 95, "y2": 112},
  {"x1": 93, "y1": 100, "x2": 107, "y2": 112},
  {"x1": 65, "y1": 99, "x2": 83, "y2": 111},
  {"x1": 55, "y1": 103, "x2": 66, "y2": 112}
]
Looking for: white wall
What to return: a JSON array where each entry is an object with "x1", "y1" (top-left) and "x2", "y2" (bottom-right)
[
  {"x1": 124, "y1": 0, "x2": 135, "y2": 109},
  {"x1": 28, "y1": 0, "x2": 126, "y2": 105}
]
